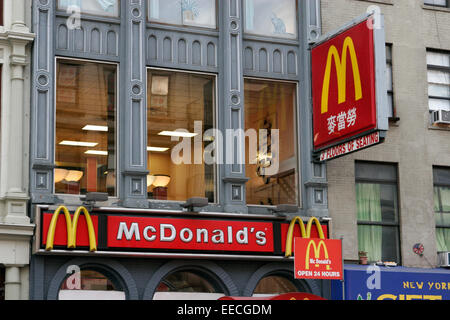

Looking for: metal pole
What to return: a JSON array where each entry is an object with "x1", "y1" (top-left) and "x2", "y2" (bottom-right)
[{"x1": 340, "y1": 236, "x2": 345, "y2": 301}]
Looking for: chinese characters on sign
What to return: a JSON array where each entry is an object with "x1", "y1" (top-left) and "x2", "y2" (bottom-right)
[{"x1": 327, "y1": 107, "x2": 357, "y2": 135}]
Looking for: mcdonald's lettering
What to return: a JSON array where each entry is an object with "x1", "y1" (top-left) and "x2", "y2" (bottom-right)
[
  {"x1": 43, "y1": 206, "x2": 98, "y2": 252},
  {"x1": 312, "y1": 18, "x2": 378, "y2": 151}
]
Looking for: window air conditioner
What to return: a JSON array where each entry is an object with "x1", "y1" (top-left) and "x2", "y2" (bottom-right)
[
  {"x1": 432, "y1": 110, "x2": 450, "y2": 125},
  {"x1": 437, "y1": 252, "x2": 450, "y2": 268}
]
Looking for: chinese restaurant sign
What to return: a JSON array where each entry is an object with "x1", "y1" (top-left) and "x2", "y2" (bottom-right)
[
  {"x1": 312, "y1": 14, "x2": 388, "y2": 161},
  {"x1": 294, "y1": 238, "x2": 343, "y2": 280},
  {"x1": 38, "y1": 207, "x2": 328, "y2": 257}
]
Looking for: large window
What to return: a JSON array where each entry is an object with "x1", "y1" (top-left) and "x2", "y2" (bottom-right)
[
  {"x1": 356, "y1": 162, "x2": 401, "y2": 264},
  {"x1": 55, "y1": 59, "x2": 117, "y2": 196},
  {"x1": 59, "y1": 269, "x2": 125, "y2": 300},
  {"x1": 148, "y1": 0, "x2": 217, "y2": 29},
  {"x1": 57, "y1": 0, "x2": 120, "y2": 17},
  {"x1": 427, "y1": 50, "x2": 450, "y2": 112},
  {"x1": 154, "y1": 271, "x2": 225, "y2": 300},
  {"x1": 244, "y1": 79, "x2": 298, "y2": 206},
  {"x1": 147, "y1": 69, "x2": 216, "y2": 202},
  {"x1": 433, "y1": 167, "x2": 450, "y2": 252},
  {"x1": 244, "y1": 0, "x2": 298, "y2": 39}
]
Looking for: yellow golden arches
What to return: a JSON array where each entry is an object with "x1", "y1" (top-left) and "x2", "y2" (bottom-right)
[
  {"x1": 321, "y1": 36, "x2": 362, "y2": 114},
  {"x1": 45, "y1": 206, "x2": 97, "y2": 252},
  {"x1": 305, "y1": 240, "x2": 331, "y2": 271},
  {"x1": 285, "y1": 217, "x2": 325, "y2": 258}
]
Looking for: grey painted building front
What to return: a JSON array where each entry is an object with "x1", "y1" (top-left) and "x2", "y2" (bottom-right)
[{"x1": 28, "y1": 0, "x2": 334, "y2": 300}]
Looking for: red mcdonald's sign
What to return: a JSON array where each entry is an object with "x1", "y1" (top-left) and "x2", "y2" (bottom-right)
[{"x1": 312, "y1": 14, "x2": 388, "y2": 158}]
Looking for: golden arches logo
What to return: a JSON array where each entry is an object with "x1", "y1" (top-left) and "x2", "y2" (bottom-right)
[
  {"x1": 321, "y1": 36, "x2": 362, "y2": 114},
  {"x1": 305, "y1": 240, "x2": 331, "y2": 271},
  {"x1": 45, "y1": 206, "x2": 97, "y2": 252},
  {"x1": 285, "y1": 217, "x2": 325, "y2": 258}
]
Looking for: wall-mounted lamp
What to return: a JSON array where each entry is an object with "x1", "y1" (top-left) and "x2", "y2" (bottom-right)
[
  {"x1": 152, "y1": 174, "x2": 171, "y2": 200},
  {"x1": 55, "y1": 169, "x2": 84, "y2": 183}
]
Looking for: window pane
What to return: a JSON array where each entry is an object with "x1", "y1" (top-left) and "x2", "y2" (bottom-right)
[
  {"x1": 424, "y1": 0, "x2": 448, "y2": 6},
  {"x1": 356, "y1": 183, "x2": 399, "y2": 223},
  {"x1": 154, "y1": 271, "x2": 224, "y2": 300},
  {"x1": 429, "y1": 98, "x2": 450, "y2": 111},
  {"x1": 428, "y1": 84, "x2": 450, "y2": 98},
  {"x1": 244, "y1": 0, "x2": 297, "y2": 39},
  {"x1": 427, "y1": 51, "x2": 450, "y2": 67},
  {"x1": 441, "y1": 187, "x2": 450, "y2": 211},
  {"x1": 58, "y1": 0, "x2": 120, "y2": 17},
  {"x1": 149, "y1": 0, "x2": 217, "y2": 29},
  {"x1": 59, "y1": 269, "x2": 125, "y2": 300},
  {"x1": 147, "y1": 70, "x2": 216, "y2": 202},
  {"x1": 244, "y1": 79, "x2": 298, "y2": 206},
  {"x1": 358, "y1": 225, "x2": 400, "y2": 263},
  {"x1": 253, "y1": 275, "x2": 299, "y2": 296},
  {"x1": 55, "y1": 60, "x2": 117, "y2": 196},
  {"x1": 436, "y1": 228, "x2": 450, "y2": 252}
]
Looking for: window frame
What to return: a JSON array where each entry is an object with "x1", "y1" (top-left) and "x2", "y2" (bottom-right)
[
  {"x1": 147, "y1": 0, "x2": 219, "y2": 31},
  {"x1": 146, "y1": 66, "x2": 219, "y2": 205},
  {"x1": 385, "y1": 44, "x2": 399, "y2": 121},
  {"x1": 242, "y1": 0, "x2": 299, "y2": 41},
  {"x1": 243, "y1": 76, "x2": 301, "y2": 208},
  {"x1": 53, "y1": 56, "x2": 120, "y2": 199},
  {"x1": 426, "y1": 49, "x2": 450, "y2": 112},
  {"x1": 355, "y1": 161, "x2": 401, "y2": 263}
]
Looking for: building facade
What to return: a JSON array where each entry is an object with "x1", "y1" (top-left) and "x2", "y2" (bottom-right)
[
  {"x1": 26, "y1": 0, "x2": 450, "y2": 301},
  {"x1": 28, "y1": 0, "x2": 333, "y2": 300},
  {"x1": 0, "y1": 0, "x2": 35, "y2": 300}
]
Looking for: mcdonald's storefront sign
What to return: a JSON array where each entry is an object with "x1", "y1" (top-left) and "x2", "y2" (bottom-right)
[
  {"x1": 311, "y1": 15, "x2": 388, "y2": 155},
  {"x1": 36, "y1": 207, "x2": 330, "y2": 260},
  {"x1": 294, "y1": 238, "x2": 343, "y2": 280}
]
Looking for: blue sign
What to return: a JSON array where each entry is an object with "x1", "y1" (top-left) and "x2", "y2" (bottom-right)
[{"x1": 331, "y1": 265, "x2": 450, "y2": 300}]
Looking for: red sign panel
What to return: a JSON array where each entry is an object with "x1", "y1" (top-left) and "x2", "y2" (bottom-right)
[
  {"x1": 41, "y1": 213, "x2": 99, "y2": 248},
  {"x1": 294, "y1": 238, "x2": 343, "y2": 280},
  {"x1": 319, "y1": 131, "x2": 380, "y2": 162},
  {"x1": 107, "y1": 216, "x2": 274, "y2": 253},
  {"x1": 312, "y1": 18, "x2": 377, "y2": 151}
]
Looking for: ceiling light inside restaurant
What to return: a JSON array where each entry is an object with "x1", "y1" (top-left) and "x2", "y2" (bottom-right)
[
  {"x1": 82, "y1": 125, "x2": 109, "y2": 132},
  {"x1": 152, "y1": 175, "x2": 171, "y2": 188},
  {"x1": 59, "y1": 141, "x2": 98, "y2": 147},
  {"x1": 85, "y1": 150, "x2": 108, "y2": 156},
  {"x1": 158, "y1": 131, "x2": 198, "y2": 138},
  {"x1": 147, "y1": 146, "x2": 170, "y2": 152}
]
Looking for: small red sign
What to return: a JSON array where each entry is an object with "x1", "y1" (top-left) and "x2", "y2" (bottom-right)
[
  {"x1": 312, "y1": 18, "x2": 377, "y2": 151},
  {"x1": 319, "y1": 131, "x2": 380, "y2": 162},
  {"x1": 107, "y1": 216, "x2": 274, "y2": 253},
  {"x1": 294, "y1": 238, "x2": 343, "y2": 280}
]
